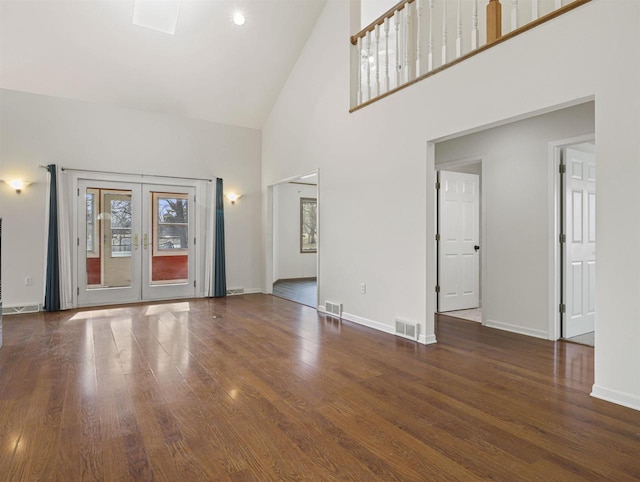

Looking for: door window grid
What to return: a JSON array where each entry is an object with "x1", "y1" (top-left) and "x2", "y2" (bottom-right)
[{"x1": 152, "y1": 192, "x2": 189, "y2": 257}]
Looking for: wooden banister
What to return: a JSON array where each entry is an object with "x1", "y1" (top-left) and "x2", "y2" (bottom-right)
[
  {"x1": 350, "y1": 0, "x2": 592, "y2": 113},
  {"x1": 486, "y1": 0, "x2": 502, "y2": 44},
  {"x1": 351, "y1": 0, "x2": 415, "y2": 45}
]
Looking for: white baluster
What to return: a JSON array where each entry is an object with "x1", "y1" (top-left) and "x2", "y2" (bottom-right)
[
  {"x1": 471, "y1": 0, "x2": 479, "y2": 50},
  {"x1": 384, "y1": 18, "x2": 390, "y2": 92},
  {"x1": 357, "y1": 37, "x2": 363, "y2": 105},
  {"x1": 416, "y1": 0, "x2": 423, "y2": 75},
  {"x1": 511, "y1": 0, "x2": 519, "y2": 31},
  {"x1": 375, "y1": 25, "x2": 381, "y2": 97},
  {"x1": 366, "y1": 30, "x2": 372, "y2": 100},
  {"x1": 394, "y1": 11, "x2": 401, "y2": 87},
  {"x1": 405, "y1": 2, "x2": 412, "y2": 83},
  {"x1": 532, "y1": 0, "x2": 539, "y2": 20},
  {"x1": 442, "y1": 0, "x2": 448, "y2": 66},
  {"x1": 456, "y1": 0, "x2": 463, "y2": 58},
  {"x1": 428, "y1": 0, "x2": 434, "y2": 71}
]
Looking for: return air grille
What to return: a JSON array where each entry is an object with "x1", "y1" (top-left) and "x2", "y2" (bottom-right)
[
  {"x1": 325, "y1": 301, "x2": 342, "y2": 317},
  {"x1": 395, "y1": 319, "x2": 420, "y2": 341}
]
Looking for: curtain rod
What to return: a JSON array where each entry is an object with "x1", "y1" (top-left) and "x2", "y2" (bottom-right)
[{"x1": 38, "y1": 165, "x2": 212, "y2": 182}]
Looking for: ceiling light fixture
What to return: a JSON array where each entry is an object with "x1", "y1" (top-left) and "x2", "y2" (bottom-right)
[
  {"x1": 233, "y1": 12, "x2": 246, "y2": 26},
  {"x1": 133, "y1": 0, "x2": 182, "y2": 35}
]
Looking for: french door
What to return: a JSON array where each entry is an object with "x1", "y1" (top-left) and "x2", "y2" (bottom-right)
[{"x1": 77, "y1": 180, "x2": 196, "y2": 306}]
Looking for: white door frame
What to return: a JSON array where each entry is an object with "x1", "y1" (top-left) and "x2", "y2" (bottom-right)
[
  {"x1": 70, "y1": 170, "x2": 210, "y2": 308},
  {"x1": 435, "y1": 156, "x2": 486, "y2": 323},
  {"x1": 265, "y1": 169, "x2": 320, "y2": 308},
  {"x1": 547, "y1": 133, "x2": 596, "y2": 340}
]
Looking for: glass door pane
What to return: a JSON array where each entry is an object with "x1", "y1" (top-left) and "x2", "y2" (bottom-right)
[
  {"x1": 142, "y1": 185, "x2": 196, "y2": 300},
  {"x1": 78, "y1": 180, "x2": 142, "y2": 306}
]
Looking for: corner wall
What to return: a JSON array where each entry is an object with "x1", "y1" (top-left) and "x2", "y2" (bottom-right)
[
  {"x1": 262, "y1": 0, "x2": 640, "y2": 409},
  {"x1": 0, "y1": 89, "x2": 264, "y2": 306}
]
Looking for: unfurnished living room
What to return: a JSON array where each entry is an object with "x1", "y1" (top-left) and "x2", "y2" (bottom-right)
[{"x1": 1, "y1": 0, "x2": 640, "y2": 480}]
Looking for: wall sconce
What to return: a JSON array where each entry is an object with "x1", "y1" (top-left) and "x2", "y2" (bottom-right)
[
  {"x1": 226, "y1": 193, "x2": 242, "y2": 205},
  {"x1": 5, "y1": 180, "x2": 31, "y2": 193}
]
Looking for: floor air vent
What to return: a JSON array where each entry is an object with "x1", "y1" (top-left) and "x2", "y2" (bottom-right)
[
  {"x1": 325, "y1": 301, "x2": 342, "y2": 317},
  {"x1": 226, "y1": 288, "x2": 244, "y2": 295},
  {"x1": 395, "y1": 319, "x2": 420, "y2": 341},
  {"x1": 3, "y1": 304, "x2": 41, "y2": 315}
]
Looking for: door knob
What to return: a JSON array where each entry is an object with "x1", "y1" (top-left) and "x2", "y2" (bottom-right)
[{"x1": 474, "y1": 245, "x2": 480, "y2": 252}]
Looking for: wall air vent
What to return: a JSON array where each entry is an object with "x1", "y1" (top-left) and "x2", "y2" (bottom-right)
[
  {"x1": 395, "y1": 319, "x2": 420, "y2": 341},
  {"x1": 325, "y1": 301, "x2": 342, "y2": 318}
]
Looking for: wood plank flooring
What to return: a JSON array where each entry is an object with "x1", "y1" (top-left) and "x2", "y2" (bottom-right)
[
  {"x1": 272, "y1": 278, "x2": 317, "y2": 308},
  {"x1": 1, "y1": 295, "x2": 639, "y2": 480}
]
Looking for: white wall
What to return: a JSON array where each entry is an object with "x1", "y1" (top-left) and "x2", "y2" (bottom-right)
[
  {"x1": 274, "y1": 182, "x2": 318, "y2": 281},
  {"x1": 436, "y1": 102, "x2": 595, "y2": 337},
  {"x1": 0, "y1": 89, "x2": 263, "y2": 306},
  {"x1": 262, "y1": 0, "x2": 640, "y2": 410}
]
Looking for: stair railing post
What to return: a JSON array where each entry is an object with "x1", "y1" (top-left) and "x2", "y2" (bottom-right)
[{"x1": 486, "y1": 0, "x2": 502, "y2": 44}]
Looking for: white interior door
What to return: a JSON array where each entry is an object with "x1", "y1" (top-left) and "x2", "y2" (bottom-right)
[
  {"x1": 142, "y1": 184, "x2": 196, "y2": 300},
  {"x1": 78, "y1": 180, "x2": 142, "y2": 306},
  {"x1": 563, "y1": 148, "x2": 596, "y2": 338},
  {"x1": 438, "y1": 171, "x2": 480, "y2": 312}
]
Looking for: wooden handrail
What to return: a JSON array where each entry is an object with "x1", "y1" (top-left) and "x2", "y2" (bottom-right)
[
  {"x1": 350, "y1": 0, "x2": 415, "y2": 45},
  {"x1": 350, "y1": 0, "x2": 592, "y2": 113}
]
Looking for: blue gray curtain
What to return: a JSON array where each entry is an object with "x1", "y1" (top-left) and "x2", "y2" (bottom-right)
[
  {"x1": 44, "y1": 164, "x2": 60, "y2": 311},
  {"x1": 214, "y1": 178, "x2": 227, "y2": 297}
]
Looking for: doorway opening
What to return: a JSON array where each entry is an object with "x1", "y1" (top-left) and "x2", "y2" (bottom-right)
[
  {"x1": 435, "y1": 159, "x2": 483, "y2": 324},
  {"x1": 267, "y1": 171, "x2": 319, "y2": 308},
  {"x1": 557, "y1": 140, "x2": 596, "y2": 347}
]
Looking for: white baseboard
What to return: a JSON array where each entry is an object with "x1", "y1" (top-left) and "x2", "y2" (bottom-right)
[
  {"x1": 340, "y1": 311, "x2": 432, "y2": 345},
  {"x1": 317, "y1": 305, "x2": 326, "y2": 313},
  {"x1": 591, "y1": 385, "x2": 640, "y2": 412},
  {"x1": 420, "y1": 333, "x2": 437, "y2": 344},
  {"x1": 342, "y1": 311, "x2": 395, "y2": 336},
  {"x1": 484, "y1": 319, "x2": 548, "y2": 339}
]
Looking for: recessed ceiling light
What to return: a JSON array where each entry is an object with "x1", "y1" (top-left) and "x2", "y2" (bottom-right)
[
  {"x1": 233, "y1": 12, "x2": 246, "y2": 26},
  {"x1": 133, "y1": 0, "x2": 182, "y2": 35}
]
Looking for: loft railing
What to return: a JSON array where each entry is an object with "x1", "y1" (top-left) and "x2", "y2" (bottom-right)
[{"x1": 350, "y1": 0, "x2": 591, "y2": 111}]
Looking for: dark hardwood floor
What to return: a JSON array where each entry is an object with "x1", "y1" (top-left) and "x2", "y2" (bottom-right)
[
  {"x1": 1, "y1": 295, "x2": 639, "y2": 480},
  {"x1": 272, "y1": 278, "x2": 317, "y2": 308}
]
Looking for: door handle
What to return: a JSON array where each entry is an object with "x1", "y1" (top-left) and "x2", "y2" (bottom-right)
[
  {"x1": 133, "y1": 234, "x2": 139, "y2": 250},
  {"x1": 143, "y1": 233, "x2": 149, "y2": 250},
  {"x1": 474, "y1": 245, "x2": 480, "y2": 252}
]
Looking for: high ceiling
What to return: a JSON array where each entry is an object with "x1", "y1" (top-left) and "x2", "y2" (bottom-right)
[{"x1": 0, "y1": 0, "x2": 326, "y2": 129}]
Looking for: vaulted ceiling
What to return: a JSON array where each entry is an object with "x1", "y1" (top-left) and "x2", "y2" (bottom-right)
[{"x1": 0, "y1": 0, "x2": 326, "y2": 129}]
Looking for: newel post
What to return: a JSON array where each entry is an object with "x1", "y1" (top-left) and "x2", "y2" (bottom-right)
[{"x1": 486, "y1": 0, "x2": 502, "y2": 44}]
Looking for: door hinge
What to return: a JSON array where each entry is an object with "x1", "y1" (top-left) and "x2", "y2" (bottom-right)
[
  {"x1": 194, "y1": 280, "x2": 196, "y2": 288},
  {"x1": 559, "y1": 234, "x2": 566, "y2": 243},
  {"x1": 194, "y1": 195, "x2": 196, "y2": 203},
  {"x1": 77, "y1": 237, "x2": 80, "y2": 246},
  {"x1": 435, "y1": 181, "x2": 441, "y2": 190},
  {"x1": 77, "y1": 188, "x2": 80, "y2": 196},
  {"x1": 435, "y1": 233, "x2": 440, "y2": 241},
  {"x1": 193, "y1": 237, "x2": 196, "y2": 245},
  {"x1": 77, "y1": 287, "x2": 80, "y2": 296},
  {"x1": 435, "y1": 285, "x2": 440, "y2": 293},
  {"x1": 559, "y1": 303, "x2": 566, "y2": 314},
  {"x1": 559, "y1": 164, "x2": 566, "y2": 174}
]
